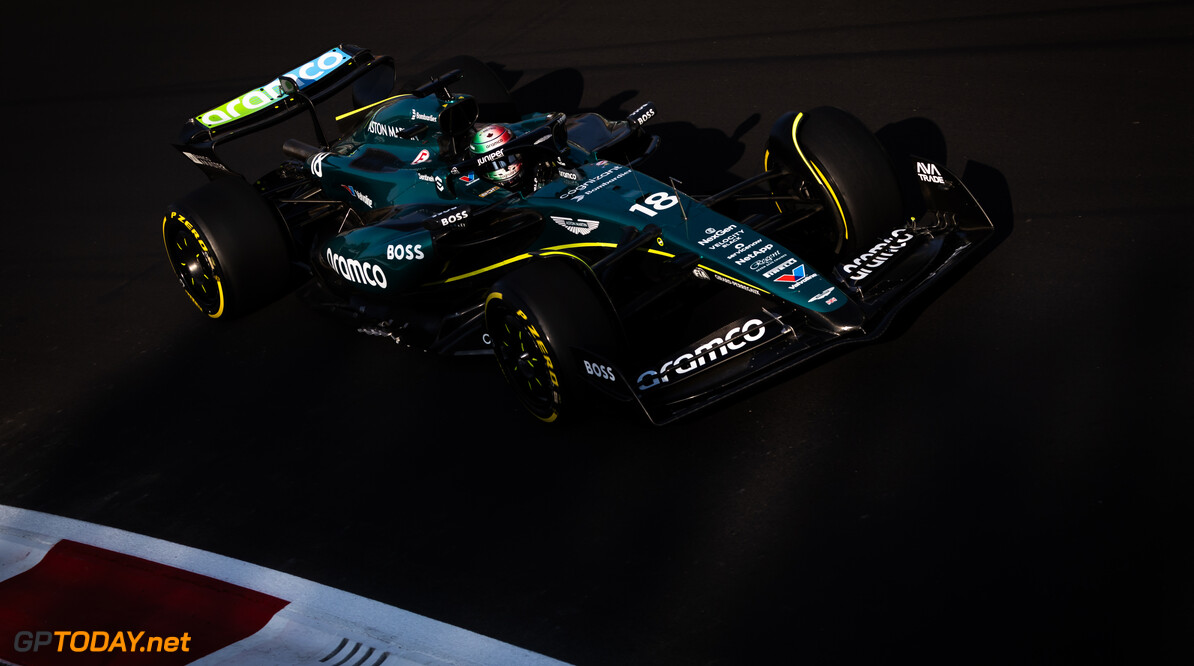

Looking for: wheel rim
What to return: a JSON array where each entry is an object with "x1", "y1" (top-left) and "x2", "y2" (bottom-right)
[
  {"x1": 489, "y1": 305, "x2": 560, "y2": 421},
  {"x1": 164, "y1": 221, "x2": 222, "y2": 315}
]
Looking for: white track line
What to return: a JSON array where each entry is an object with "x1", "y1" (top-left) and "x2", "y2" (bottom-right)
[{"x1": 0, "y1": 505, "x2": 570, "y2": 666}]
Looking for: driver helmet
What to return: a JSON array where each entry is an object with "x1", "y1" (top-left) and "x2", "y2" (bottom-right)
[{"x1": 470, "y1": 124, "x2": 522, "y2": 185}]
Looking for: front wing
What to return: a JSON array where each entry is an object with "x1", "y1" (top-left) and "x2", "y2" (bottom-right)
[{"x1": 606, "y1": 161, "x2": 997, "y2": 425}]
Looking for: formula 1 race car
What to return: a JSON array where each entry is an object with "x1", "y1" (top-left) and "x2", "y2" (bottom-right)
[{"x1": 162, "y1": 44, "x2": 995, "y2": 424}]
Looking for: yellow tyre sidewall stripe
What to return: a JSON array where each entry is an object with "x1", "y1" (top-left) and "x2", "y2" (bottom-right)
[
  {"x1": 790, "y1": 113, "x2": 849, "y2": 240},
  {"x1": 162, "y1": 213, "x2": 226, "y2": 319}
]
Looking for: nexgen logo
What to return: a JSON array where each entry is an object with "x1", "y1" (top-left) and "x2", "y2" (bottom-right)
[{"x1": 197, "y1": 48, "x2": 349, "y2": 129}]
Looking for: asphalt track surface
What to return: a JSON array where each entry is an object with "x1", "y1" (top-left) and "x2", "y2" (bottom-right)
[{"x1": 1, "y1": 1, "x2": 1191, "y2": 663}]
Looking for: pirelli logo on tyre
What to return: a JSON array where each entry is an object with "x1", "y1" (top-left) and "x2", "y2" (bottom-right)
[
  {"x1": 166, "y1": 211, "x2": 209, "y2": 253},
  {"x1": 517, "y1": 309, "x2": 560, "y2": 391}
]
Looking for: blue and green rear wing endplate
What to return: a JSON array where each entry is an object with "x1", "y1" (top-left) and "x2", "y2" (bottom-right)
[{"x1": 173, "y1": 44, "x2": 394, "y2": 179}]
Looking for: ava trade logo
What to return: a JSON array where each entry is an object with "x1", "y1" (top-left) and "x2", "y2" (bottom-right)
[{"x1": 197, "y1": 48, "x2": 350, "y2": 129}]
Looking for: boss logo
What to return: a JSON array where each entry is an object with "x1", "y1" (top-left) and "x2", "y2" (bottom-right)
[
  {"x1": 386, "y1": 244, "x2": 425, "y2": 260},
  {"x1": 434, "y1": 208, "x2": 469, "y2": 227},
  {"x1": 583, "y1": 360, "x2": 616, "y2": 382},
  {"x1": 631, "y1": 103, "x2": 655, "y2": 125}
]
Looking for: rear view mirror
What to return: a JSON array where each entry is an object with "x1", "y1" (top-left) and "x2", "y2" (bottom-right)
[{"x1": 278, "y1": 76, "x2": 299, "y2": 96}]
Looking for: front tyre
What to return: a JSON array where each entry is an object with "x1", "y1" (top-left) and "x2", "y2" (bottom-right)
[
  {"x1": 484, "y1": 258, "x2": 623, "y2": 423},
  {"x1": 765, "y1": 107, "x2": 905, "y2": 260},
  {"x1": 162, "y1": 177, "x2": 291, "y2": 319}
]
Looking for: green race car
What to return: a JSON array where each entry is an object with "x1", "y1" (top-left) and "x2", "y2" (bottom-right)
[{"x1": 163, "y1": 44, "x2": 996, "y2": 424}]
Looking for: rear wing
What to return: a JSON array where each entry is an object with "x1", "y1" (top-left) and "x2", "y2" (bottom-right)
[{"x1": 174, "y1": 44, "x2": 393, "y2": 179}]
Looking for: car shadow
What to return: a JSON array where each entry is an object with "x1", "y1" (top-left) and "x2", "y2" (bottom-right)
[
  {"x1": 496, "y1": 64, "x2": 760, "y2": 194},
  {"x1": 875, "y1": 117, "x2": 1014, "y2": 240}
]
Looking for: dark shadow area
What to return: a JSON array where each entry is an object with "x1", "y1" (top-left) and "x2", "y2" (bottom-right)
[
  {"x1": 963, "y1": 159, "x2": 1016, "y2": 241},
  {"x1": 4, "y1": 3, "x2": 1189, "y2": 663},
  {"x1": 636, "y1": 114, "x2": 762, "y2": 193},
  {"x1": 502, "y1": 65, "x2": 760, "y2": 193},
  {"x1": 876, "y1": 116, "x2": 1014, "y2": 239},
  {"x1": 633, "y1": 121, "x2": 749, "y2": 193},
  {"x1": 9, "y1": 295, "x2": 1153, "y2": 665},
  {"x1": 482, "y1": 60, "x2": 525, "y2": 101},
  {"x1": 877, "y1": 116, "x2": 949, "y2": 217},
  {"x1": 864, "y1": 116, "x2": 1017, "y2": 341},
  {"x1": 874, "y1": 155, "x2": 1014, "y2": 342},
  {"x1": 509, "y1": 67, "x2": 587, "y2": 116},
  {"x1": 0, "y1": 300, "x2": 718, "y2": 663},
  {"x1": 397, "y1": 56, "x2": 521, "y2": 122}
]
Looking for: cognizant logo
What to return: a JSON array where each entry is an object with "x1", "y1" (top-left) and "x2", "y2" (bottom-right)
[
  {"x1": 12, "y1": 630, "x2": 191, "y2": 654},
  {"x1": 197, "y1": 48, "x2": 349, "y2": 129}
]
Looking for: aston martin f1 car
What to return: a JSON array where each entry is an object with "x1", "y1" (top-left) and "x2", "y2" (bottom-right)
[{"x1": 163, "y1": 44, "x2": 995, "y2": 424}]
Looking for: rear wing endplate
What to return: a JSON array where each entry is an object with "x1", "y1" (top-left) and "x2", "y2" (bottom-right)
[{"x1": 173, "y1": 44, "x2": 393, "y2": 179}]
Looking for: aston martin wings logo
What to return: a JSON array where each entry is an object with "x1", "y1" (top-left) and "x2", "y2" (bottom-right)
[{"x1": 551, "y1": 216, "x2": 600, "y2": 235}]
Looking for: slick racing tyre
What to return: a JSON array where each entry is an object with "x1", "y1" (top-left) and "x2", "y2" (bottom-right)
[
  {"x1": 765, "y1": 106, "x2": 904, "y2": 260},
  {"x1": 162, "y1": 177, "x2": 291, "y2": 319},
  {"x1": 484, "y1": 257, "x2": 624, "y2": 423}
]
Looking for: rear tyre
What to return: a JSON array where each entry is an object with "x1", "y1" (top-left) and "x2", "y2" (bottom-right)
[
  {"x1": 765, "y1": 106, "x2": 905, "y2": 259},
  {"x1": 162, "y1": 177, "x2": 291, "y2": 319},
  {"x1": 484, "y1": 258, "x2": 623, "y2": 423}
]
